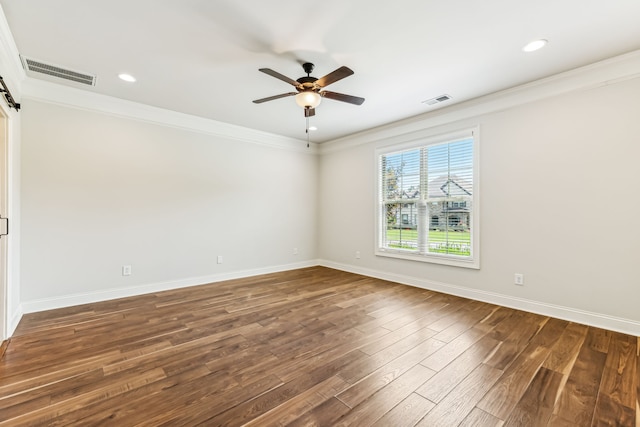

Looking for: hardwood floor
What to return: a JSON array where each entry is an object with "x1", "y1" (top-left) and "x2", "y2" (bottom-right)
[{"x1": 0, "y1": 266, "x2": 638, "y2": 426}]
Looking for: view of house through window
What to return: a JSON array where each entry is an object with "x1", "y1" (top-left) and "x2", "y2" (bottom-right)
[{"x1": 377, "y1": 132, "x2": 477, "y2": 267}]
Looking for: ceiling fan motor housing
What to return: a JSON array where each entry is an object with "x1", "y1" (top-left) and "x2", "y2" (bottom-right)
[{"x1": 296, "y1": 76, "x2": 319, "y2": 92}]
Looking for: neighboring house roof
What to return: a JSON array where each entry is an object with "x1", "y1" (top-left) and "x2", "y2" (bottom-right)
[
  {"x1": 401, "y1": 190, "x2": 420, "y2": 199},
  {"x1": 428, "y1": 175, "x2": 472, "y2": 198},
  {"x1": 394, "y1": 175, "x2": 472, "y2": 200}
]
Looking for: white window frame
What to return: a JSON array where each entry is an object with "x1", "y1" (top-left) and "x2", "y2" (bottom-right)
[{"x1": 375, "y1": 127, "x2": 480, "y2": 269}]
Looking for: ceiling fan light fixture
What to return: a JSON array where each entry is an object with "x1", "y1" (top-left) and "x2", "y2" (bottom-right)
[{"x1": 295, "y1": 91, "x2": 322, "y2": 109}]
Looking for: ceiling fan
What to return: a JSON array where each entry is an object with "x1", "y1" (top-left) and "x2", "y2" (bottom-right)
[{"x1": 252, "y1": 62, "x2": 365, "y2": 117}]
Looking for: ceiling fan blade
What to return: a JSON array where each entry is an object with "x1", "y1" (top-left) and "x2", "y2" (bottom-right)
[
  {"x1": 253, "y1": 92, "x2": 297, "y2": 104},
  {"x1": 304, "y1": 107, "x2": 315, "y2": 117},
  {"x1": 321, "y1": 91, "x2": 365, "y2": 105},
  {"x1": 315, "y1": 66, "x2": 354, "y2": 87},
  {"x1": 258, "y1": 68, "x2": 300, "y2": 87}
]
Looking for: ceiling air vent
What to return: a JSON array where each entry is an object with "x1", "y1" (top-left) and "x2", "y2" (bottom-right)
[
  {"x1": 422, "y1": 94, "x2": 451, "y2": 106},
  {"x1": 21, "y1": 57, "x2": 96, "y2": 86}
]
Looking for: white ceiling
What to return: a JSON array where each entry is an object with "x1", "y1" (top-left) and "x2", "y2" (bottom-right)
[{"x1": 2, "y1": 0, "x2": 640, "y2": 143}]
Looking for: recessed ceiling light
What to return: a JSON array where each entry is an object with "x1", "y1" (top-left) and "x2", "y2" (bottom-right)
[
  {"x1": 522, "y1": 39, "x2": 548, "y2": 53},
  {"x1": 118, "y1": 73, "x2": 136, "y2": 82},
  {"x1": 309, "y1": 126, "x2": 318, "y2": 131}
]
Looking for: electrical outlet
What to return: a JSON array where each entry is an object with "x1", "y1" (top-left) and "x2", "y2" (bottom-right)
[
  {"x1": 293, "y1": 248, "x2": 299, "y2": 255},
  {"x1": 122, "y1": 265, "x2": 132, "y2": 276},
  {"x1": 355, "y1": 251, "x2": 361, "y2": 259},
  {"x1": 217, "y1": 255, "x2": 223, "y2": 264},
  {"x1": 514, "y1": 273, "x2": 524, "y2": 285}
]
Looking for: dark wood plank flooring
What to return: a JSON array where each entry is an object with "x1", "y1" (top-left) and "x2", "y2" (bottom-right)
[{"x1": 0, "y1": 266, "x2": 638, "y2": 426}]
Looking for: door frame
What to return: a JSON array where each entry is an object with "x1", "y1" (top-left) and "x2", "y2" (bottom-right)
[{"x1": 0, "y1": 105, "x2": 8, "y2": 342}]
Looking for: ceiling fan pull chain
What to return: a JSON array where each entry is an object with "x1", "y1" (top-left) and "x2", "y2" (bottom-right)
[{"x1": 306, "y1": 117, "x2": 310, "y2": 148}]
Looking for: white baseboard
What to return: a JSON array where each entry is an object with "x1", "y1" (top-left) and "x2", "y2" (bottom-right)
[
  {"x1": 8, "y1": 304, "x2": 22, "y2": 337},
  {"x1": 20, "y1": 260, "x2": 319, "y2": 314},
  {"x1": 17, "y1": 259, "x2": 640, "y2": 337},
  {"x1": 318, "y1": 259, "x2": 640, "y2": 337}
]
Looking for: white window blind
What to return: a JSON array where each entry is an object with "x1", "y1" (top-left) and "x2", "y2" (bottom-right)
[{"x1": 377, "y1": 130, "x2": 478, "y2": 268}]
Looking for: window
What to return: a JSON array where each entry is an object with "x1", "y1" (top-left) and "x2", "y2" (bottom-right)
[{"x1": 376, "y1": 129, "x2": 478, "y2": 268}]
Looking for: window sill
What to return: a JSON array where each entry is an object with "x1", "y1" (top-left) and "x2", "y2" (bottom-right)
[{"x1": 375, "y1": 248, "x2": 479, "y2": 269}]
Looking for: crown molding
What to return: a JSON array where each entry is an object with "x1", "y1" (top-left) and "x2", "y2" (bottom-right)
[
  {"x1": 320, "y1": 49, "x2": 640, "y2": 154},
  {"x1": 21, "y1": 77, "x2": 318, "y2": 155}
]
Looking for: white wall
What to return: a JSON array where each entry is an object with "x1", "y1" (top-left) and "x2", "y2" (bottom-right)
[
  {"x1": 318, "y1": 63, "x2": 640, "y2": 334},
  {"x1": 20, "y1": 100, "x2": 318, "y2": 310}
]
